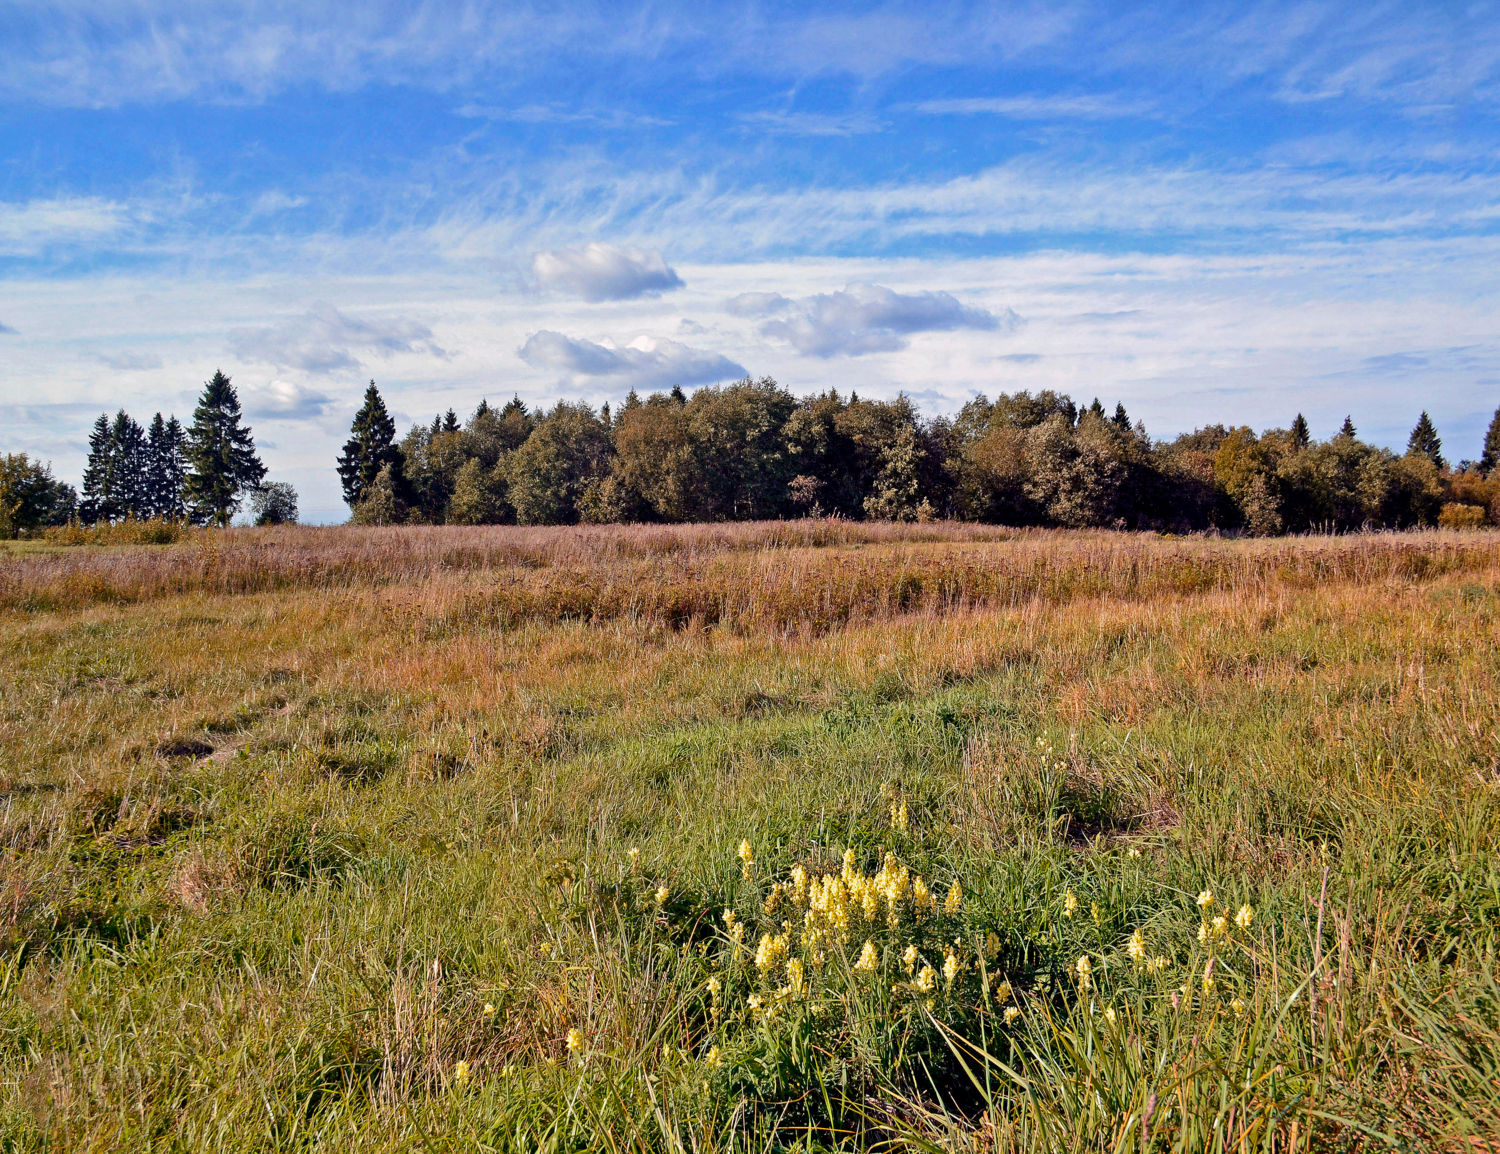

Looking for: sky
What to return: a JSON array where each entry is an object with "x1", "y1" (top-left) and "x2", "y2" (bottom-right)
[{"x1": 2, "y1": 1, "x2": 1498, "y2": 522}]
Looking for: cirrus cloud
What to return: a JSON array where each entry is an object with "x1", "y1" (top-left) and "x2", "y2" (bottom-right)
[
  {"x1": 228, "y1": 302, "x2": 448, "y2": 374},
  {"x1": 531, "y1": 243, "x2": 685, "y2": 301},
  {"x1": 727, "y1": 282, "x2": 1011, "y2": 357},
  {"x1": 517, "y1": 330, "x2": 744, "y2": 390}
]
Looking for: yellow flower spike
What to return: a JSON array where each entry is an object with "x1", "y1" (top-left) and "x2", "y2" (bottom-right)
[
  {"x1": 738, "y1": 839, "x2": 755, "y2": 880},
  {"x1": 1197, "y1": 889, "x2": 1215, "y2": 910},
  {"x1": 1231, "y1": 996, "x2": 1246, "y2": 1017},
  {"x1": 1103, "y1": 1005, "x2": 1117, "y2": 1025},
  {"x1": 842, "y1": 848, "x2": 857, "y2": 882},
  {"x1": 566, "y1": 1028, "x2": 584, "y2": 1057},
  {"x1": 902, "y1": 944, "x2": 918, "y2": 975},
  {"x1": 912, "y1": 877, "x2": 932, "y2": 916},
  {"x1": 453, "y1": 1060, "x2": 471, "y2": 1086},
  {"x1": 705, "y1": 1045, "x2": 722, "y2": 1068},
  {"x1": 1127, "y1": 846, "x2": 1141, "y2": 859},
  {"x1": 1091, "y1": 901, "x2": 1101, "y2": 925},
  {"x1": 854, "y1": 940, "x2": 879, "y2": 973},
  {"x1": 1063, "y1": 890, "x2": 1079, "y2": 918},
  {"x1": 1211, "y1": 914, "x2": 1228, "y2": 939},
  {"x1": 942, "y1": 949, "x2": 962, "y2": 987},
  {"x1": 985, "y1": 931, "x2": 1001, "y2": 959},
  {"x1": 707, "y1": 976, "x2": 721, "y2": 998},
  {"x1": 786, "y1": 957, "x2": 806, "y2": 995},
  {"x1": 483, "y1": 1003, "x2": 496, "y2": 1019},
  {"x1": 1075, "y1": 955, "x2": 1092, "y2": 988},
  {"x1": 1197, "y1": 922, "x2": 1209, "y2": 944},
  {"x1": 915, "y1": 964, "x2": 936, "y2": 994},
  {"x1": 655, "y1": 885, "x2": 670, "y2": 906},
  {"x1": 1127, "y1": 928, "x2": 1146, "y2": 964},
  {"x1": 944, "y1": 881, "x2": 963, "y2": 916},
  {"x1": 1004, "y1": 1005, "x2": 1021, "y2": 1025},
  {"x1": 790, "y1": 864, "x2": 808, "y2": 905},
  {"x1": 627, "y1": 847, "x2": 640, "y2": 871},
  {"x1": 1148, "y1": 955, "x2": 1169, "y2": 975},
  {"x1": 754, "y1": 932, "x2": 788, "y2": 973},
  {"x1": 1235, "y1": 903, "x2": 1254, "y2": 931},
  {"x1": 995, "y1": 980, "x2": 1012, "y2": 1003}
]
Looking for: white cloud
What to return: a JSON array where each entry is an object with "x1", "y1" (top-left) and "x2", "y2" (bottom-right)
[
  {"x1": 729, "y1": 282, "x2": 1011, "y2": 357},
  {"x1": 250, "y1": 190, "x2": 307, "y2": 216},
  {"x1": 733, "y1": 110, "x2": 885, "y2": 136},
  {"x1": 910, "y1": 94, "x2": 1154, "y2": 119},
  {"x1": 243, "y1": 378, "x2": 333, "y2": 420},
  {"x1": 0, "y1": 197, "x2": 128, "y2": 255},
  {"x1": 517, "y1": 331, "x2": 744, "y2": 390},
  {"x1": 531, "y1": 243, "x2": 685, "y2": 301},
  {"x1": 95, "y1": 351, "x2": 163, "y2": 371},
  {"x1": 455, "y1": 104, "x2": 673, "y2": 128},
  {"x1": 228, "y1": 302, "x2": 448, "y2": 373}
]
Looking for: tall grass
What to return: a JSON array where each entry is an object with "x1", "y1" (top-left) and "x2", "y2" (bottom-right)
[{"x1": 0, "y1": 526, "x2": 1496, "y2": 1149}]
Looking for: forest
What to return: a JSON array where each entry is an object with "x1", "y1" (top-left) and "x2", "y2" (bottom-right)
[{"x1": 337, "y1": 377, "x2": 1500, "y2": 534}]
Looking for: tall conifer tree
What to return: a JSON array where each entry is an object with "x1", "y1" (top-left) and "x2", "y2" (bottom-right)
[
  {"x1": 80, "y1": 414, "x2": 114, "y2": 525},
  {"x1": 184, "y1": 370, "x2": 265, "y2": 526},
  {"x1": 1291, "y1": 414, "x2": 1310, "y2": 450},
  {"x1": 337, "y1": 380, "x2": 402, "y2": 508},
  {"x1": 1406, "y1": 411, "x2": 1446, "y2": 470},
  {"x1": 1480, "y1": 406, "x2": 1500, "y2": 474},
  {"x1": 146, "y1": 413, "x2": 188, "y2": 518}
]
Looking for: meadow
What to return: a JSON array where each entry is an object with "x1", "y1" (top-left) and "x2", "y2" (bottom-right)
[{"x1": 0, "y1": 522, "x2": 1497, "y2": 1151}]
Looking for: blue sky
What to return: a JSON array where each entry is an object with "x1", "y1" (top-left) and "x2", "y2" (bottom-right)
[{"x1": 2, "y1": 1, "x2": 1498, "y2": 520}]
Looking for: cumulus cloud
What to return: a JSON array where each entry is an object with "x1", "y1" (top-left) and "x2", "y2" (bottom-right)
[
  {"x1": 243, "y1": 379, "x2": 333, "y2": 420},
  {"x1": 95, "y1": 351, "x2": 162, "y2": 371},
  {"x1": 517, "y1": 331, "x2": 744, "y2": 390},
  {"x1": 228, "y1": 302, "x2": 447, "y2": 374},
  {"x1": 531, "y1": 243, "x2": 684, "y2": 301},
  {"x1": 730, "y1": 282, "x2": 1009, "y2": 357}
]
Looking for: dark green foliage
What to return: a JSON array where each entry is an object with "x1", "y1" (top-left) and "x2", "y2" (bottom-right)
[
  {"x1": 1482, "y1": 407, "x2": 1500, "y2": 474},
  {"x1": 251, "y1": 481, "x2": 299, "y2": 525},
  {"x1": 1291, "y1": 413, "x2": 1310, "y2": 450},
  {"x1": 0, "y1": 454, "x2": 76, "y2": 537},
  {"x1": 337, "y1": 380, "x2": 402, "y2": 508},
  {"x1": 507, "y1": 402, "x2": 611, "y2": 525},
  {"x1": 1407, "y1": 411, "x2": 1447, "y2": 470},
  {"x1": 80, "y1": 410, "x2": 158, "y2": 523},
  {"x1": 184, "y1": 371, "x2": 266, "y2": 527}
]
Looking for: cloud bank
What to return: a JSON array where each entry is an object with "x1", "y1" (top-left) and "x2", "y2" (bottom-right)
[
  {"x1": 517, "y1": 331, "x2": 744, "y2": 390},
  {"x1": 728, "y1": 282, "x2": 1009, "y2": 357},
  {"x1": 228, "y1": 303, "x2": 448, "y2": 374},
  {"x1": 531, "y1": 243, "x2": 685, "y2": 301}
]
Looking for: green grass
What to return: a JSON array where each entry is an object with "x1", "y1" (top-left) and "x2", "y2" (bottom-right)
[{"x1": 0, "y1": 525, "x2": 1496, "y2": 1150}]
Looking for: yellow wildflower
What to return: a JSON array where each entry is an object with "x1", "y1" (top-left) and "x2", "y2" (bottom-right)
[
  {"x1": 655, "y1": 884, "x2": 670, "y2": 906},
  {"x1": 985, "y1": 931, "x2": 1000, "y2": 959},
  {"x1": 944, "y1": 881, "x2": 963, "y2": 916},
  {"x1": 842, "y1": 848, "x2": 857, "y2": 883},
  {"x1": 566, "y1": 1027, "x2": 584, "y2": 1056},
  {"x1": 1004, "y1": 1005, "x2": 1021, "y2": 1024},
  {"x1": 915, "y1": 964, "x2": 936, "y2": 993},
  {"x1": 890, "y1": 797, "x2": 908, "y2": 833},
  {"x1": 1103, "y1": 1005, "x2": 1117, "y2": 1025},
  {"x1": 902, "y1": 944, "x2": 918, "y2": 975},
  {"x1": 1196, "y1": 889, "x2": 1214, "y2": 910},
  {"x1": 483, "y1": 1002, "x2": 496, "y2": 1019},
  {"x1": 738, "y1": 839, "x2": 755, "y2": 879},
  {"x1": 1235, "y1": 903, "x2": 1254, "y2": 931},
  {"x1": 943, "y1": 949, "x2": 962, "y2": 987},
  {"x1": 1211, "y1": 914, "x2": 1228, "y2": 939},
  {"x1": 755, "y1": 933, "x2": 788, "y2": 973},
  {"x1": 627, "y1": 847, "x2": 640, "y2": 871},
  {"x1": 1197, "y1": 921, "x2": 1209, "y2": 944},
  {"x1": 790, "y1": 864, "x2": 808, "y2": 905},
  {"x1": 1127, "y1": 846, "x2": 1141, "y2": 859},
  {"x1": 1148, "y1": 955, "x2": 1169, "y2": 975},
  {"x1": 1231, "y1": 996, "x2": 1246, "y2": 1017},
  {"x1": 786, "y1": 956, "x2": 806, "y2": 995},
  {"x1": 1063, "y1": 890, "x2": 1079, "y2": 918},
  {"x1": 995, "y1": 980, "x2": 1012, "y2": 1003},
  {"x1": 854, "y1": 940, "x2": 879, "y2": 972},
  {"x1": 912, "y1": 877, "x2": 932, "y2": 915},
  {"x1": 705, "y1": 1044, "x2": 722, "y2": 1068},
  {"x1": 453, "y1": 1060, "x2": 471, "y2": 1086},
  {"x1": 707, "y1": 976, "x2": 721, "y2": 999},
  {"x1": 1127, "y1": 928, "x2": 1146, "y2": 963},
  {"x1": 1075, "y1": 955, "x2": 1091, "y2": 988},
  {"x1": 763, "y1": 884, "x2": 783, "y2": 917}
]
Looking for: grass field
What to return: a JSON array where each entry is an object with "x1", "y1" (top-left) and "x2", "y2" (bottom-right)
[{"x1": 1, "y1": 523, "x2": 1497, "y2": 1151}]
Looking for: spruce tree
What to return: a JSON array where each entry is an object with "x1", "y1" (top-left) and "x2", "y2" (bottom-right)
[
  {"x1": 336, "y1": 380, "x2": 401, "y2": 508},
  {"x1": 184, "y1": 370, "x2": 266, "y2": 527},
  {"x1": 111, "y1": 411, "x2": 148, "y2": 519},
  {"x1": 1291, "y1": 413, "x2": 1310, "y2": 450},
  {"x1": 1406, "y1": 411, "x2": 1446, "y2": 470},
  {"x1": 1480, "y1": 406, "x2": 1500, "y2": 474},
  {"x1": 80, "y1": 414, "x2": 114, "y2": 524},
  {"x1": 1339, "y1": 416, "x2": 1356, "y2": 438},
  {"x1": 151, "y1": 416, "x2": 188, "y2": 518},
  {"x1": 1112, "y1": 402, "x2": 1130, "y2": 431}
]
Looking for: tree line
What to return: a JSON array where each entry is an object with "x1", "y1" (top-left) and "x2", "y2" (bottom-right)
[
  {"x1": 0, "y1": 371, "x2": 296, "y2": 537},
  {"x1": 337, "y1": 377, "x2": 1500, "y2": 534}
]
